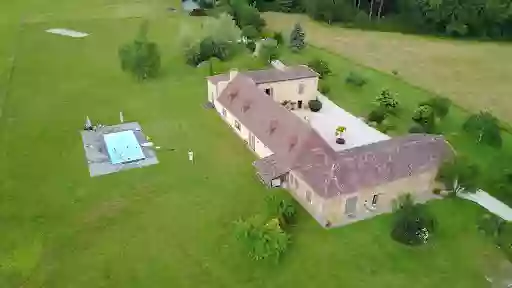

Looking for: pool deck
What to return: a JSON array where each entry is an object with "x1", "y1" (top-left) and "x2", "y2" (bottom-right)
[{"x1": 80, "y1": 122, "x2": 158, "y2": 177}]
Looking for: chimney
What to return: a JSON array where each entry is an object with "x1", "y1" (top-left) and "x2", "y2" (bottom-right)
[{"x1": 229, "y1": 69, "x2": 239, "y2": 82}]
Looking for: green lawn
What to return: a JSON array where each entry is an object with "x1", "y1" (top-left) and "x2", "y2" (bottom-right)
[{"x1": 0, "y1": 2, "x2": 507, "y2": 287}]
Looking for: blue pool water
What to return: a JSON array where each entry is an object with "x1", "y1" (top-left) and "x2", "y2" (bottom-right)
[{"x1": 103, "y1": 130, "x2": 145, "y2": 164}]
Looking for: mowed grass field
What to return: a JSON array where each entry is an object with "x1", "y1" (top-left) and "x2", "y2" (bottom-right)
[
  {"x1": 0, "y1": 1, "x2": 508, "y2": 287},
  {"x1": 264, "y1": 12, "x2": 512, "y2": 124}
]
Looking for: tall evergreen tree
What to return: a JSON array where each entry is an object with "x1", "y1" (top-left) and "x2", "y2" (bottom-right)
[{"x1": 289, "y1": 22, "x2": 305, "y2": 51}]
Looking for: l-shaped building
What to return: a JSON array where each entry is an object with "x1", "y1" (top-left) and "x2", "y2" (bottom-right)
[{"x1": 207, "y1": 65, "x2": 451, "y2": 227}]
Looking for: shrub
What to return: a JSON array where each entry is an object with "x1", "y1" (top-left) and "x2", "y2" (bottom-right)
[
  {"x1": 242, "y1": 25, "x2": 259, "y2": 40},
  {"x1": 265, "y1": 195, "x2": 297, "y2": 227},
  {"x1": 421, "y1": 97, "x2": 451, "y2": 119},
  {"x1": 273, "y1": 31, "x2": 284, "y2": 45},
  {"x1": 367, "y1": 108, "x2": 387, "y2": 124},
  {"x1": 477, "y1": 214, "x2": 504, "y2": 237},
  {"x1": 412, "y1": 104, "x2": 436, "y2": 133},
  {"x1": 289, "y1": 22, "x2": 305, "y2": 51},
  {"x1": 345, "y1": 71, "x2": 367, "y2": 87},
  {"x1": 376, "y1": 89, "x2": 399, "y2": 114},
  {"x1": 190, "y1": 8, "x2": 207, "y2": 16},
  {"x1": 245, "y1": 41, "x2": 256, "y2": 52},
  {"x1": 436, "y1": 156, "x2": 480, "y2": 194},
  {"x1": 234, "y1": 215, "x2": 290, "y2": 262},
  {"x1": 391, "y1": 194, "x2": 436, "y2": 246},
  {"x1": 307, "y1": 58, "x2": 331, "y2": 79},
  {"x1": 409, "y1": 123, "x2": 426, "y2": 133},
  {"x1": 118, "y1": 22, "x2": 161, "y2": 80},
  {"x1": 308, "y1": 99, "x2": 322, "y2": 112},
  {"x1": 432, "y1": 188, "x2": 442, "y2": 195},
  {"x1": 319, "y1": 80, "x2": 330, "y2": 95},
  {"x1": 185, "y1": 45, "x2": 202, "y2": 66},
  {"x1": 258, "y1": 39, "x2": 279, "y2": 63},
  {"x1": 496, "y1": 222, "x2": 512, "y2": 262},
  {"x1": 377, "y1": 119, "x2": 395, "y2": 133},
  {"x1": 463, "y1": 111, "x2": 502, "y2": 148}
]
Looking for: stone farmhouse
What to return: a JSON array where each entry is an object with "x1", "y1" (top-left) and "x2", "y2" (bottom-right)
[{"x1": 207, "y1": 65, "x2": 451, "y2": 227}]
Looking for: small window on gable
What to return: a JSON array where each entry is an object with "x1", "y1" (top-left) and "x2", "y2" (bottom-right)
[
  {"x1": 298, "y1": 83, "x2": 305, "y2": 94},
  {"x1": 222, "y1": 108, "x2": 227, "y2": 117},
  {"x1": 234, "y1": 120, "x2": 241, "y2": 131},
  {"x1": 306, "y1": 190, "x2": 312, "y2": 204},
  {"x1": 289, "y1": 135, "x2": 298, "y2": 151}
]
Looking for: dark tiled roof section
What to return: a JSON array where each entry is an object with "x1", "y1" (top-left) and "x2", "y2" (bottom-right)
[
  {"x1": 207, "y1": 65, "x2": 318, "y2": 85},
  {"x1": 253, "y1": 154, "x2": 290, "y2": 185},
  {"x1": 294, "y1": 134, "x2": 452, "y2": 198},
  {"x1": 218, "y1": 74, "x2": 334, "y2": 169}
]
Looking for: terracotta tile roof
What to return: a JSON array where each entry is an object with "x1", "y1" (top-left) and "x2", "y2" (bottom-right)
[
  {"x1": 218, "y1": 74, "x2": 333, "y2": 168},
  {"x1": 216, "y1": 74, "x2": 451, "y2": 199},
  {"x1": 207, "y1": 65, "x2": 317, "y2": 85},
  {"x1": 294, "y1": 134, "x2": 452, "y2": 198}
]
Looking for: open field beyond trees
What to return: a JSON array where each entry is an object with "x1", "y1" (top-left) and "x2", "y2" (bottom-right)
[
  {"x1": 0, "y1": 1, "x2": 509, "y2": 287},
  {"x1": 264, "y1": 12, "x2": 512, "y2": 124}
]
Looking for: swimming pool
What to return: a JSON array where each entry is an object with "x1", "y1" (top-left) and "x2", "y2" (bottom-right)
[{"x1": 103, "y1": 130, "x2": 146, "y2": 164}]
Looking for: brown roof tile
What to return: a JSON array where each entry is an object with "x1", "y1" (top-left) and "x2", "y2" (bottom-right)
[
  {"x1": 215, "y1": 74, "x2": 451, "y2": 199},
  {"x1": 207, "y1": 65, "x2": 317, "y2": 85},
  {"x1": 294, "y1": 134, "x2": 452, "y2": 198}
]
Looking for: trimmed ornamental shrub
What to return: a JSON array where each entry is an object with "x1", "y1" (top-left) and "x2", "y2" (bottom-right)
[
  {"x1": 265, "y1": 195, "x2": 297, "y2": 228},
  {"x1": 409, "y1": 124, "x2": 426, "y2": 133},
  {"x1": 345, "y1": 71, "x2": 367, "y2": 87},
  {"x1": 377, "y1": 119, "x2": 395, "y2": 133},
  {"x1": 319, "y1": 80, "x2": 330, "y2": 95},
  {"x1": 308, "y1": 99, "x2": 322, "y2": 112},
  {"x1": 307, "y1": 58, "x2": 331, "y2": 79},
  {"x1": 421, "y1": 97, "x2": 452, "y2": 119},
  {"x1": 376, "y1": 89, "x2": 399, "y2": 114},
  {"x1": 391, "y1": 194, "x2": 437, "y2": 246},
  {"x1": 367, "y1": 108, "x2": 387, "y2": 124}
]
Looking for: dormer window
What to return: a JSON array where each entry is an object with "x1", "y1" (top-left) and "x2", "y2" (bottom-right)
[
  {"x1": 289, "y1": 135, "x2": 298, "y2": 151},
  {"x1": 269, "y1": 119, "x2": 278, "y2": 134},
  {"x1": 242, "y1": 100, "x2": 251, "y2": 113},
  {"x1": 229, "y1": 89, "x2": 238, "y2": 101}
]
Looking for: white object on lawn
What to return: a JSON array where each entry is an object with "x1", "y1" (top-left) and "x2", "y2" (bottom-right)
[
  {"x1": 119, "y1": 111, "x2": 124, "y2": 123},
  {"x1": 458, "y1": 189, "x2": 512, "y2": 221},
  {"x1": 188, "y1": 150, "x2": 194, "y2": 162},
  {"x1": 141, "y1": 142, "x2": 154, "y2": 147},
  {"x1": 85, "y1": 116, "x2": 92, "y2": 128},
  {"x1": 46, "y1": 28, "x2": 89, "y2": 38}
]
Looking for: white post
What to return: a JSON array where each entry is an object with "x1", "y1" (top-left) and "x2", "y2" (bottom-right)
[
  {"x1": 119, "y1": 111, "x2": 124, "y2": 123},
  {"x1": 188, "y1": 150, "x2": 194, "y2": 163}
]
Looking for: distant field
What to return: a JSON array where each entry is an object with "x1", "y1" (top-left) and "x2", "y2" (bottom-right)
[{"x1": 264, "y1": 12, "x2": 512, "y2": 124}]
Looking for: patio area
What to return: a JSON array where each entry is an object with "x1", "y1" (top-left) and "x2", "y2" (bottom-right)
[{"x1": 292, "y1": 93, "x2": 390, "y2": 152}]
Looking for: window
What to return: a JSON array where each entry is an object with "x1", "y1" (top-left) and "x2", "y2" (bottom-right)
[
  {"x1": 264, "y1": 88, "x2": 272, "y2": 96},
  {"x1": 222, "y1": 108, "x2": 227, "y2": 117},
  {"x1": 305, "y1": 190, "x2": 312, "y2": 204},
  {"x1": 298, "y1": 83, "x2": 305, "y2": 94},
  {"x1": 234, "y1": 120, "x2": 241, "y2": 131},
  {"x1": 372, "y1": 194, "x2": 379, "y2": 206}
]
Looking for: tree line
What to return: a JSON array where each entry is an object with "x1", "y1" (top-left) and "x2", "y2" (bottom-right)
[{"x1": 247, "y1": 0, "x2": 512, "y2": 39}]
